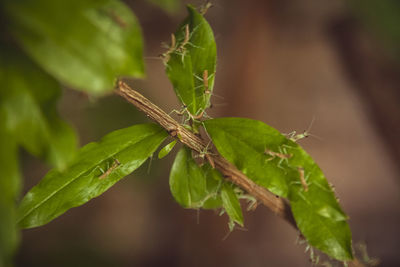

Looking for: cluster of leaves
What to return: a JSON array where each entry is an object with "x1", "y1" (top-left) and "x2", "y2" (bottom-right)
[
  {"x1": 0, "y1": 1, "x2": 353, "y2": 266},
  {"x1": 0, "y1": 0, "x2": 172, "y2": 265},
  {"x1": 159, "y1": 6, "x2": 353, "y2": 261}
]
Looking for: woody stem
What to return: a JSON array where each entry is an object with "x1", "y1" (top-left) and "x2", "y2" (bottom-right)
[{"x1": 115, "y1": 81, "x2": 297, "y2": 228}]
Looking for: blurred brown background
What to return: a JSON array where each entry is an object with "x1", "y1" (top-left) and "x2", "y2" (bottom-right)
[{"x1": 17, "y1": 0, "x2": 400, "y2": 266}]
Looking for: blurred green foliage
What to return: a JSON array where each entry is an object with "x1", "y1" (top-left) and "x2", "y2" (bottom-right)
[
  {"x1": 0, "y1": 45, "x2": 77, "y2": 267},
  {"x1": 3, "y1": 0, "x2": 145, "y2": 93},
  {"x1": 0, "y1": 47, "x2": 77, "y2": 170},
  {"x1": 350, "y1": 0, "x2": 400, "y2": 60},
  {"x1": 0, "y1": 0, "x2": 150, "y2": 264},
  {"x1": 0, "y1": 124, "x2": 20, "y2": 267}
]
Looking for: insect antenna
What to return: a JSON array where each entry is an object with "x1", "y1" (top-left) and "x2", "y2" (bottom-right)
[{"x1": 303, "y1": 116, "x2": 323, "y2": 141}]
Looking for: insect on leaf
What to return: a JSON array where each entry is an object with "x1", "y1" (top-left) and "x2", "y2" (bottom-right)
[
  {"x1": 17, "y1": 123, "x2": 167, "y2": 229},
  {"x1": 204, "y1": 117, "x2": 353, "y2": 261},
  {"x1": 165, "y1": 5, "x2": 217, "y2": 116}
]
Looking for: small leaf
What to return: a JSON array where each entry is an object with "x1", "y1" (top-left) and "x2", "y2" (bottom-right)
[
  {"x1": 169, "y1": 147, "x2": 207, "y2": 208},
  {"x1": 201, "y1": 164, "x2": 223, "y2": 210},
  {"x1": 169, "y1": 148, "x2": 222, "y2": 209},
  {"x1": 158, "y1": 140, "x2": 177, "y2": 159},
  {"x1": 204, "y1": 117, "x2": 353, "y2": 260},
  {"x1": 0, "y1": 119, "x2": 21, "y2": 266},
  {"x1": 0, "y1": 46, "x2": 77, "y2": 169},
  {"x1": 17, "y1": 123, "x2": 167, "y2": 229},
  {"x1": 165, "y1": 5, "x2": 216, "y2": 115},
  {"x1": 221, "y1": 182, "x2": 244, "y2": 228},
  {"x1": 3, "y1": 0, "x2": 144, "y2": 93}
]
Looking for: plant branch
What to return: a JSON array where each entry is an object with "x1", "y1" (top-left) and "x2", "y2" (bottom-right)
[
  {"x1": 115, "y1": 81, "x2": 296, "y2": 228},
  {"x1": 116, "y1": 81, "x2": 365, "y2": 266}
]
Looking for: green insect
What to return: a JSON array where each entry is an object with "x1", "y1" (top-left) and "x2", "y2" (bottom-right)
[
  {"x1": 286, "y1": 117, "x2": 321, "y2": 142},
  {"x1": 98, "y1": 159, "x2": 121, "y2": 180}
]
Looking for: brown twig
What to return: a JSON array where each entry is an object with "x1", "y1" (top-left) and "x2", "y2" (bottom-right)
[{"x1": 115, "y1": 81, "x2": 296, "y2": 228}]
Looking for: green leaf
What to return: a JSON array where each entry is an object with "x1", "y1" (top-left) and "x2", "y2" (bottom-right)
[
  {"x1": 3, "y1": 0, "x2": 144, "y2": 93},
  {"x1": 146, "y1": 0, "x2": 180, "y2": 14},
  {"x1": 0, "y1": 46, "x2": 77, "y2": 169},
  {"x1": 165, "y1": 5, "x2": 216, "y2": 116},
  {"x1": 204, "y1": 117, "x2": 353, "y2": 261},
  {"x1": 17, "y1": 123, "x2": 167, "y2": 229},
  {"x1": 201, "y1": 164, "x2": 223, "y2": 210},
  {"x1": 221, "y1": 182, "x2": 244, "y2": 228},
  {"x1": 204, "y1": 118, "x2": 289, "y2": 197},
  {"x1": 169, "y1": 147, "x2": 223, "y2": 209},
  {"x1": 0, "y1": 117, "x2": 21, "y2": 267},
  {"x1": 169, "y1": 147, "x2": 207, "y2": 208},
  {"x1": 158, "y1": 140, "x2": 177, "y2": 159},
  {"x1": 291, "y1": 194, "x2": 352, "y2": 261}
]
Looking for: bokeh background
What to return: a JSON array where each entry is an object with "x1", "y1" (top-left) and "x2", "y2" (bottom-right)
[{"x1": 14, "y1": 0, "x2": 400, "y2": 266}]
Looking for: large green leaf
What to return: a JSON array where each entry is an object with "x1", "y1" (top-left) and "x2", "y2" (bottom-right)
[
  {"x1": 204, "y1": 117, "x2": 353, "y2": 261},
  {"x1": 0, "y1": 47, "x2": 77, "y2": 169},
  {"x1": 17, "y1": 123, "x2": 167, "y2": 229},
  {"x1": 165, "y1": 5, "x2": 216, "y2": 116},
  {"x1": 0, "y1": 116, "x2": 21, "y2": 267},
  {"x1": 3, "y1": 0, "x2": 144, "y2": 93}
]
